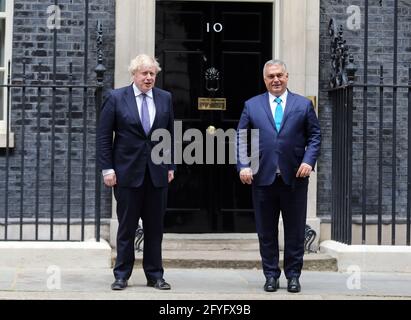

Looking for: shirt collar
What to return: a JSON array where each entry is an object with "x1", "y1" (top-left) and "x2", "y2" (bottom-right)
[
  {"x1": 269, "y1": 89, "x2": 288, "y2": 104},
  {"x1": 133, "y1": 83, "x2": 153, "y2": 99}
]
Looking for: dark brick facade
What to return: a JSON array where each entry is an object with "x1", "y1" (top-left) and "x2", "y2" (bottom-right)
[
  {"x1": 0, "y1": 0, "x2": 115, "y2": 226},
  {"x1": 318, "y1": 0, "x2": 411, "y2": 218},
  {"x1": 2, "y1": 0, "x2": 410, "y2": 235}
]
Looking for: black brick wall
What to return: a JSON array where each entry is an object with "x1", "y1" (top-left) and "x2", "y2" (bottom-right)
[
  {"x1": 5, "y1": 0, "x2": 410, "y2": 231},
  {"x1": 0, "y1": 0, "x2": 115, "y2": 225},
  {"x1": 319, "y1": 0, "x2": 411, "y2": 218}
]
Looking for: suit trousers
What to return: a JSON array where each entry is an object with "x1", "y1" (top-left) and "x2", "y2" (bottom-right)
[
  {"x1": 252, "y1": 175, "x2": 308, "y2": 280},
  {"x1": 113, "y1": 169, "x2": 168, "y2": 281}
]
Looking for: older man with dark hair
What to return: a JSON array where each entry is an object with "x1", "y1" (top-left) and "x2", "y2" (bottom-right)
[{"x1": 237, "y1": 59, "x2": 321, "y2": 293}]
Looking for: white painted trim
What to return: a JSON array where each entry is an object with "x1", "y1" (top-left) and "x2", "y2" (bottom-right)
[
  {"x1": 115, "y1": 0, "x2": 156, "y2": 88},
  {"x1": 320, "y1": 240, "x2": 411, "y2": 273},
  {"x1": 273, "y1": 0, "x2": 281, "y2": 59},
  {"x1": 0, "y1": 0, "x2": 13, "y2": 134},
  {"x1": 0, "y1": 239, "x2": 112, "y2": 268},
  {"x1": 165, "y1": 0, "x2": 274, "y2": 2}
]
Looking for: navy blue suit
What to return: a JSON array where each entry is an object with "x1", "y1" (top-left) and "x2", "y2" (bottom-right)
[
  {"x1": 237, "y1": 90, "x2": 321, "y2": 280},
  {"x1": 97, "y1": 84, "x2": 175, "y2": 281}
]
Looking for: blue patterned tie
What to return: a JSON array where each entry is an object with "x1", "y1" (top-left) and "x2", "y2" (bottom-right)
[
  {"x1": 274, "y1": 97, "x2": 283, "y2": 131},
  {"x1": 140, "y1": 93, "x2": 150, "y2": 135}
]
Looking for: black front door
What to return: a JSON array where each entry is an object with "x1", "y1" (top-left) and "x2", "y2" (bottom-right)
[{"x1": 155, "y1": 1, "x2": 272, "y2": 232}]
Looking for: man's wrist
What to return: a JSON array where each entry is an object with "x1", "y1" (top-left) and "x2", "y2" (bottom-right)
[{"x1": 102, "y1": 169, "x2": 115, "y2": 176}]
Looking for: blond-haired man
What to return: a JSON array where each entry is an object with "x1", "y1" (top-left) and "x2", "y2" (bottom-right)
[{"x1": 97, "y1": 54, "x2": 175, "y2": 290}]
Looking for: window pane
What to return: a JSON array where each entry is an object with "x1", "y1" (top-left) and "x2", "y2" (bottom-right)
[
  {"x1": 0, "y1": 1, "x2": 4, "y2": 12},
  {"x1": 0, "y1": 19, "x2": 4, "y2": 67}
]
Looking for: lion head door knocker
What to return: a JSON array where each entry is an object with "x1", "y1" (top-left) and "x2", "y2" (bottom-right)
[
  {"x1": 205, "y1": 67, "x2": 220, "y2": 96},
  {"x1": 198, "y1": 67, "x2": 226, "y2": 111}
]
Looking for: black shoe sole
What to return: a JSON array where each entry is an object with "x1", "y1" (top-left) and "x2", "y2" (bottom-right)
[
  {"x1": 111, "y1": 280, "x2": 127, "y2": 290},
  {"x1": 264, "y1": 279, "x2": 279, "y2": 292},
  {"x1": 147, "y1": 281, "x2": 171, "y2": 290},
  {"x1": 147, "y1": 284, "x2": 171, "y2": 290},
  {"x1": 111, "y1": 285, "x2": 127, "y2": 290}
]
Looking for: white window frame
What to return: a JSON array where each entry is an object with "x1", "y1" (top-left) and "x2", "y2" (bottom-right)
[{"x1": 0, "y1": 0, "x2": 14, "y2": 146}]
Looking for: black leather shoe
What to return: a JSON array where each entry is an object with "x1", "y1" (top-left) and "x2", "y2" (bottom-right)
[
  {"x1": 263, "y1": 277, "x2": 279, "y2": 292},
  {"x1": 287, "y1": 277, "x2": 301, "y2": 293},
  {"x1": 111, "y1": 278, "x2": 127, "y2": 290},
  {"x1": 147, "y1": 278, "x2": 171, "y2": 290}
]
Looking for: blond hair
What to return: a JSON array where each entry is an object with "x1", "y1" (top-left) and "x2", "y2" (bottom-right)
[{"x1": 128, "y1": 54, "x2": 162, "y2": 75}]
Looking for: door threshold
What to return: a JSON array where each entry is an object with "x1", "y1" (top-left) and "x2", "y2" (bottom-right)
[{"x1": 163, "y1": 233, "x2": 258, "y2": 240}]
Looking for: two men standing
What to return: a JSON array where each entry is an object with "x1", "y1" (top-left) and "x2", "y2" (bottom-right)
[{"x1": 97, "y1": 56, "x2": 321, "y2": 293}]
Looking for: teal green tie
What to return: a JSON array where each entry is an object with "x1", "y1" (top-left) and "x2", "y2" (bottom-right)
[{"x1": 274, "y1": 97, "x2": 283, "y2": 131}]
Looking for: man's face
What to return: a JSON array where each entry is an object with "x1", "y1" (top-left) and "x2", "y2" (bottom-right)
[
  {"x1": 263, "y1": 64, "x2": 288, "y2": 96},
  {"x1": 133, "y1": 66, "x2": 157, "y2": 92}
]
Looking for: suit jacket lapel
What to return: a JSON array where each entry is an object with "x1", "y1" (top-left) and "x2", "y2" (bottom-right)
[
  {"x1": 123, "y1": 84, "x2": 146, "y2": 136},
  {"x1": 280, "y1": 90, "x2": 296, "y2": 131},
  {"x1": 151, "y1": 87, "x2": 161, "y2": 132},
  {"x1": 261, "y1": 92, "x2": 276, "y2": 131}
]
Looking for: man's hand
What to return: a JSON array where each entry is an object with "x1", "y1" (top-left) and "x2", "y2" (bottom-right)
[
  {"x1": 239, "y1": 168, "x2": 253, "y2": 184},
  {"x1": 103, "y1": 173, "x2": 117, "y2": 187},
  {"x1": 168, "y1": 170, "x2": 174, "y2": 183},
  {"x1": 296, "y1": 162, "x2": 312, "y2": 178}
]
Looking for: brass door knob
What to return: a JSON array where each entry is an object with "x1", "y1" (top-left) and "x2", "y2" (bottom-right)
[{"x1": 206, "y1": 125, "x2": 216, "y2": 135}]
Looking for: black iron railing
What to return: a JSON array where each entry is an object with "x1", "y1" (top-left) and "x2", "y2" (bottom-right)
[
  {"x1": 0, "y1": 22, "x2": 106, "y2": 241},
  {"x1": 328, "y1": 11, "x2": 411, "y2": 245}
]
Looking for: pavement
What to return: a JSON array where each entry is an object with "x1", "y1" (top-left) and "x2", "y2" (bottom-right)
[
  {"x1": 0, "y1": 264, "x2": 410, "y2": 300},
  {"x1": 0, "y1": 237, "x2": 410, "y2": 301}
]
